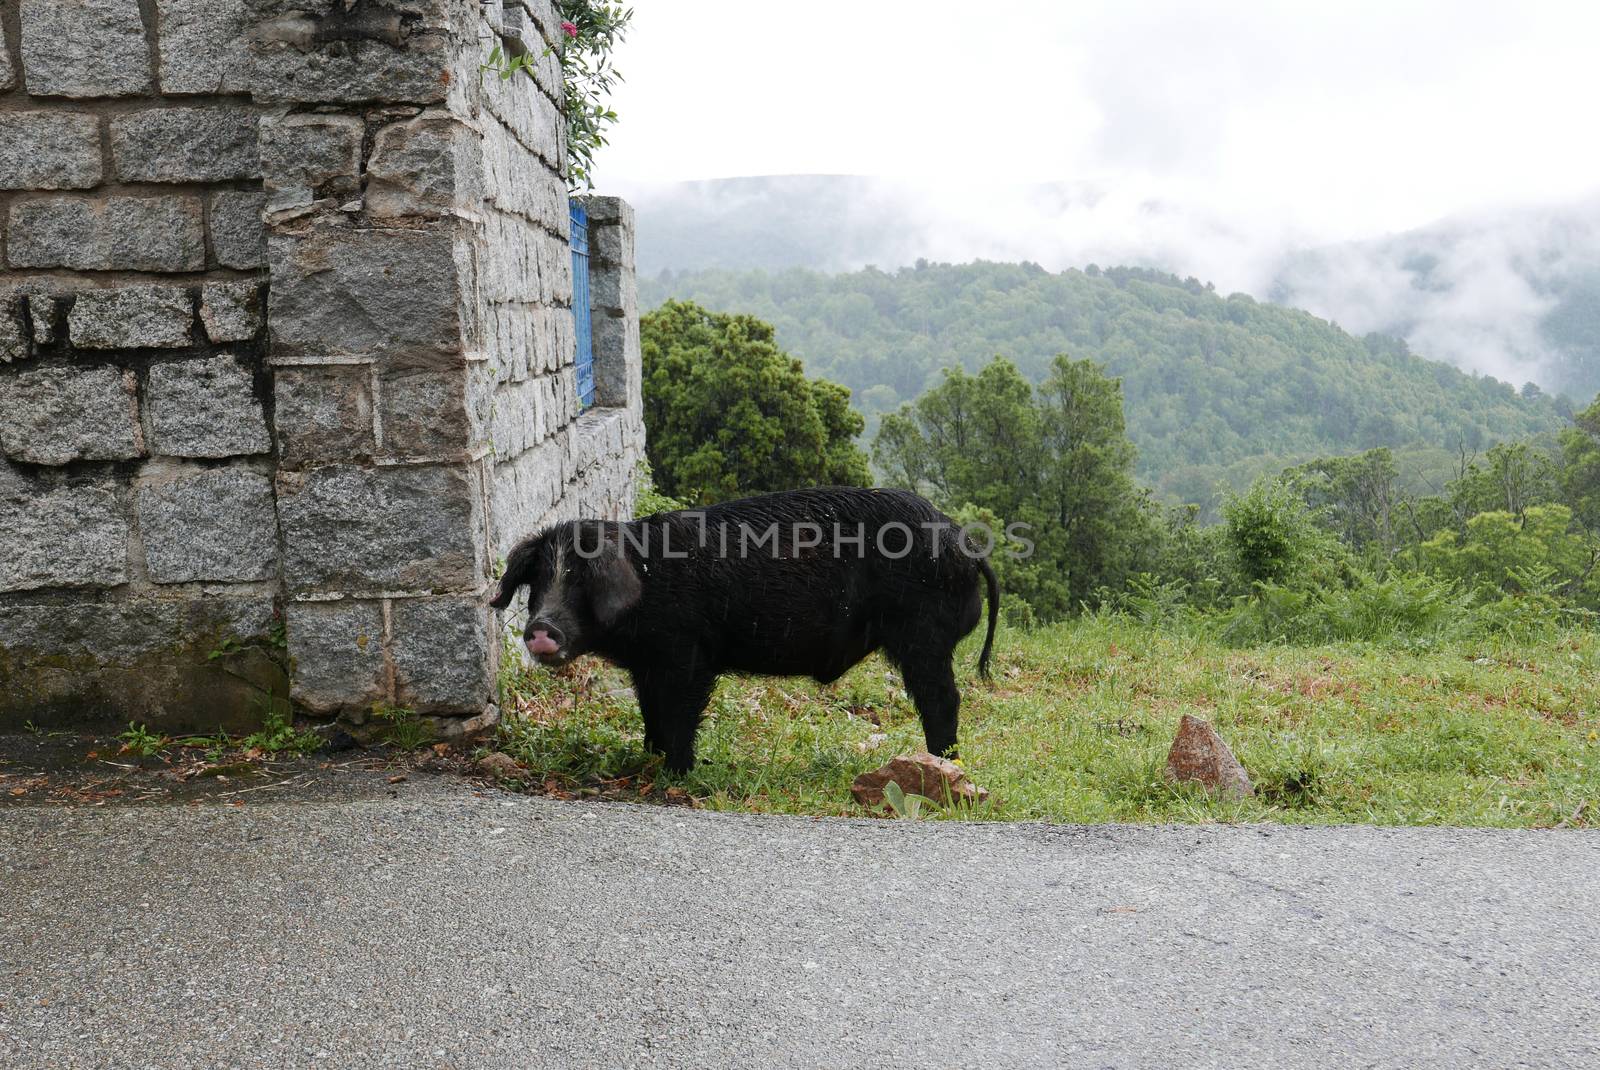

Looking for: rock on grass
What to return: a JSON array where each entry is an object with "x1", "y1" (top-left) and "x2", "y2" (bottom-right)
[
  {"x1": 851, "y1": 753, "x2": 989, "y2": 809},
  {"x1": 1164, "y1": 715, "x2": 1253, "y2": 799},
  {"x1": 475, "y1": 752, "x2": 523, "y2": 779}
]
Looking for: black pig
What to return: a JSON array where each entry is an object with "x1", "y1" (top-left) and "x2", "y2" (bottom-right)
[{"x1": 490, "y1": 487, "x2": 999, "y2": 772}]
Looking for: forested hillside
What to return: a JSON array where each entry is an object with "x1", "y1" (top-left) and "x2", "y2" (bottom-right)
[
  {"x1": 640, "y1": 262, "x2": 1565, "y2": 507},
  {"x1": 625, "y1": 177, "x2": 1600, "y2": 402}
]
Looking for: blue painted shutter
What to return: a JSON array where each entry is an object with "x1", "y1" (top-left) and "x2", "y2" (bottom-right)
[{"x1": 569, "y1": 200, "x2": 595, "y2": 408}]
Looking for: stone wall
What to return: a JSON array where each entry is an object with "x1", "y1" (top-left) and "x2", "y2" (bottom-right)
[{"x1": 0, "y1": 0, "x2": 644, "y2": 734}]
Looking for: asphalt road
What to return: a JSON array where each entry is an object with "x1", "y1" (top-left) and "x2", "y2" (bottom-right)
[{"x1": 2, "y1": 782, "x2": 1597, "y2": 1069}]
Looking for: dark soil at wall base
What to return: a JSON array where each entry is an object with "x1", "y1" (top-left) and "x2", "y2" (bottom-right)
[{"x1": 0, "y1": 732, "x2": 480, "y2": 809}]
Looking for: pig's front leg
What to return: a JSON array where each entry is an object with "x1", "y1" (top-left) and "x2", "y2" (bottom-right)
[{"x1": 633, "y1": 661, "x2": 718, "y2": 774}]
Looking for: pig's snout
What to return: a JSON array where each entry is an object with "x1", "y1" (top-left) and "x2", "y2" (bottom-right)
[{"x1": 526, "y1": 628, "x2": 562, "y2": 657}]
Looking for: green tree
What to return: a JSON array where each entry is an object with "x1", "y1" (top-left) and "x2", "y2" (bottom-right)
[
  {"x1": 1222, "y1": 477, "x2": 1346, "y2": 589},
  {"x1": 640, "y1": 301, "x2": 871, "y2": 505},
  {"x1": 1286, "y1": 448, "x2": 1400, "y2": 554},
  {"x1": 1035, "y1": 356, "x2": 1154, "y2": 603},
  {"x1": 1415, "y1": 504, "x2": 1591, "y2": 598},
  {"x1": 873, "y1": 359, "x2": 1042, "y2": 518},
  {"x1": 642, "y1": 261, "x2": 1564, "y2": 510},
  {"x1": 1447, "y1": 441, "x2": 1559, "y2": 523},
  {"x1": 1559, "y1": 394, "x2": 1600, "y2": 534},
  {"x1": 874, "y1": 355, "x2": 1154, "y2": 617}
]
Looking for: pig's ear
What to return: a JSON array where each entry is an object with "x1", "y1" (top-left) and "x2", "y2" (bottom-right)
[
  {"x1": 490, "y1": 537, "x2": 538, "y2": 609},
  {"x1": 584, "y1": 525, "x2": 643, "y2": 627}
]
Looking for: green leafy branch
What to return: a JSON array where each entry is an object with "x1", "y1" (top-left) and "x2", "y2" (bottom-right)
[{"x1": 481, "y1": 2, "x2": 634, "y2": 190}]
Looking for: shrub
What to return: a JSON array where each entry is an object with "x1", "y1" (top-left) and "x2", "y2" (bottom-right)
[{"x1": 1222, "y1": 476, "x2": 1347, "y2": 589}]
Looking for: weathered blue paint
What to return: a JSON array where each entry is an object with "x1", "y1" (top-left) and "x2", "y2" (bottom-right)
[{"x1": 570, "y1": 200, "x2": 594, "y2": 408}]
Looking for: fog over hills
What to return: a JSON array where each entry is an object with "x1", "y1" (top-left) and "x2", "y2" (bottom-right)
[
  {"x1": 618, "y1": 176, "x2": 1600, "y2": 402},
  {"x1": 1272, "y1": 203, "x2": 1600, "y2": 402}
]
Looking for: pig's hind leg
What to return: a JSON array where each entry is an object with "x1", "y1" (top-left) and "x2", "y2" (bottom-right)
[{"x1": 896, "y1": 652, "x2": 961, "y2": 760}]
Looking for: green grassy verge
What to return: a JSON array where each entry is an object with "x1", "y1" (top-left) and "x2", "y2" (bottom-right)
[{"x1": 494, "y1": 617, "x2": 1600, "y2": 827}]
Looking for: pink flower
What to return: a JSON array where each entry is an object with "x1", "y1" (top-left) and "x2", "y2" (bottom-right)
[{"x1": 561, "y1": 20, "x2": 578, "y2": 37}]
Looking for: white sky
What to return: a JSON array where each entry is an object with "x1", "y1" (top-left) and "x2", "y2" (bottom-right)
[{"x1": 600, "y1": 0, "x2": 1600, "y2": 247}]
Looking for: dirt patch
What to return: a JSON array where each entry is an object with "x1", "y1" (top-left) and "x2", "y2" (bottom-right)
[{"x1": 0, "y1": 731, "x2": 491, "y2": 808}]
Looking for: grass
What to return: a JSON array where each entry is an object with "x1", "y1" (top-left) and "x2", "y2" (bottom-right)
[
  {"x1": 371, "y1": 703, "x2": 431, "y2": 751},
  {"x1": 110, "y1": 704, "x2": 320, "y2": 764},
  {"x1": 494, "y1": 616, "x2": 1600, "y2": 827},
  {"x1": 116, "y1": 723, "x2": 168, "y2": 758},
  {"x1": 240, "y1": 706, "x2": 322, "y2": 755}
]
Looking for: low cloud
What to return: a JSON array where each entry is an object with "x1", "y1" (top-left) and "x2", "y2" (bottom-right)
[{"x1": 1271, "y1": 201, "x2": 1600, "y2": 391}]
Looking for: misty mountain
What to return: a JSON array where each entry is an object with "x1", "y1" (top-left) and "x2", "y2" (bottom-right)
[
  {"x1": 1270, "y1": 202, "x2": 1600, "y2": 402},
  {"x1": 621, "y1": 175, "x2": 1600, "y2": 401},
  {"x1": 640, "y1": 261, "x2": 1565, "y2": 509}
]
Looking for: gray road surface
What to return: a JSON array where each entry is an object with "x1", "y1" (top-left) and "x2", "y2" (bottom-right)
[{"x1": 2, "y1": 783, "x2": 1597, "y2": 1069}]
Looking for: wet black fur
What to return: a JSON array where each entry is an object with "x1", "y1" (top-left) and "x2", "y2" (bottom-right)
[{"x1": 491, "y1": 487, "x2": 1000, "y2": 772}]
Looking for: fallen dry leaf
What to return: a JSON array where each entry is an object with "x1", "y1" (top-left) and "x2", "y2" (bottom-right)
[{"x1": 662, "y1": 787, "x2": 699, "y2": 808}]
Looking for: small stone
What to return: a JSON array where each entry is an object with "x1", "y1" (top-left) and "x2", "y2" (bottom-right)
[
  {"x1": 259, "y1": 113, "x2": 363, "y2": 211},
  {"x1": 427, "y1": 708, "x2": 500, "y2": 743},
  {"x1": 0, "y1": 113, "x2": 103, "y2": 190},
  {"x1": 157, "y1": 0, "x2": 249, "y2": 94},
  {"x1": 366, "y1": 111, "x2": 482, "y2": 219},
  {"x1": 19, "y1": 0, "x2": 153, "y2": 98},
  {"x1": 25, "y1": 293, "x2": 64, "y2": 346},
  {"x1": 0, "y1": 465, "x2": 128, "y2": 592},
  {"x1": 268, "y1": 227, "x2": 464, "y2": 362},
  {"x1": 199, "y1": 282, "x2": 264, "y2": 343},
  {"x1": 146, "y1": 355, "x2": 271, "y2": 458},
  {"x1": 391, "y1": 597, "x2": 492, "y2": 711},
  {"x1": 850, "y1": 753, "x2": 989, "y2": 809},
  {"x1": 475, "y1": 752, "x2": 522, "y2": 778},
  {"x1": 856, "y1": 732, "x2": 889, "y2": 754},
  {"x1": 272, "y1": 365, "x2": 376, "y2": 469},
  {"x1": 0, "y1": 293, "x2": 26, "y2": 363},
  {"x1": 0, "y1": 365, "x2": 143, "y2": 465},
  {"x1": 1163, "y1": 715, "x2": 1254, "y2": 799},
  {"x1": 70, "y1": 286, "x2": 195, "y2": 349},
  {"x1": 111, "y1": 108, "x2": 261, "y2": 183},
  {"x1": 138, "y1": 468, "x2": 278, "y2": 583},
  {"x1": 317, "y1": 728, "x2": 359, "y2": 754},
  {"x1": 0, "y1": 20, "x2": 13, "y2": 91},
  {"x1": 210, "y1": 191, "x2": 268, "y2": 270},
  {"x1": 9, "y1": 197, "x2": 207, "y2": 273},
  {"x1": 275, "y1": 464, "x2": 481, "y2": 592}
]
